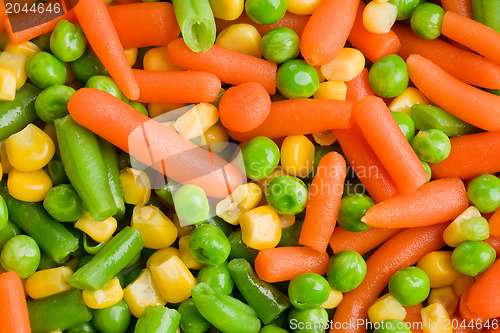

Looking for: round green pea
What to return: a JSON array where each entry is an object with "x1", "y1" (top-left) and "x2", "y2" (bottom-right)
[
  {"x1": 71, "y1": 48, "x2": 108, "y2": 83},
  {"x1": 374, "y1": 319, "x2": 412, "y2": 333},
  {"x1": 410, "y1": 129, "x2": 451, "y2": 163},
  {"x1": 388, "y1": 267, "x2": 430, "y2": 306},
  {"x1": 245, "y1": 0, "x2": 287, "y2": 25},
  {"x1": 288, "y1": 307, "x2": 328, "y2": 333},
  {"x1": 196, "y1": 262, "x2": 234, "y2": 295},
  {"x1": 327, "y1": 251, "x2": 367, "y2": 292},
  {"x1": 50, "y1": 20, "x2": 87, "y2": 62},
  {"x1": 129, "y1": 101, "x2": 148, "y2": 116},
  {"x1": 288, "y1": 273, "x2": 330, "y2": 310},
  {"x1": 189, "y1": 224, "x2": 231, "y2": 266},
  {"x1": 66, "y1": 322, "x2": 98, "y2": 333},
  {"x1": 410, "y1": 3, "x2": 445, "y2": 40},
  {"x1": 467, "y1": 174, "x2": 500, "y2": 213},
  {"x1": 421, "y1": 160, "x2": 432, "y2": 182},
  {"x1": 92, "y1": 300, "x2": 131, "y2": 333},
  {"x1": 25, "y1": 51, "x2": 67, "y2": 89},
  {"x1": 369, "y1": 55, "x2": 409, "y2": 98},
  {"x1": 173, "y1": 184, "x2": 210, "y2": 225},
  {"x1": 451, "y1": 241, "x2": 496, "y2": 277},
  {"x1": 261, "y1": 27, "x2": 300, "y2": 64},
  {"x1": 43, "y1": 184, "x2": 86, "y2": 222},
  {"x1": 392, "y1": 111, "x2": 416, "y2": 142},
  {"x1": 86, "y1": 76, "x2": 123, "y2": 100},
  {"x1": 265, "y1": 175, "x2": 308, "y2": 215},
  {"x1": 260, "y1": 325, "x2": 289, "y2": 333},
  {"x1": 178, "y1": 298, "x2": 211, "y2": 333},
  {"x1": 242, "y1": 136, "x2": 280, "y2": 180},
  {"x1": 389, "y1": 0, "x2": 421, "y2": 20},
  {"x1": 276, "y1": 59, "x2": 320, "y2": 99},
  {"x1": 35, "y1": 84, "x2": 75, "y2": 123},
  {"x1": 0, "y1": 235, "x2": 41, "y2": 279},
  {"x1": 337, "y1": 194, "x2": 374, "y2": 232}
]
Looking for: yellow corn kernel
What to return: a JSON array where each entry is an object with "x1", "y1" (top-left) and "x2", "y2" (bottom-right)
[
  {"x1": 312, "y1": 130, "x2": 337, "y2": 146},
  {"x1": 0, "y1": 142, "x2": 11, "y2": 174},
  {"x1": 216, "y1": 24, "x2": 262, "y2": 58},
  {"x1": 421, "y1": 302, "x2": 453, "y2": 333},
  {"x1": 363, "y1": 1, "x2": 398, "y2": 34},
  {"x1": 239, "y1": 206, "x2": 282, "y2": 250},
  {"x1": 428, "y1": 286, "x2": 459, "y2": 316},
  {"x1": 204, "y1": 122, "x2": 229, "y2": 153},
  {"x1": 313, "y1": 81, "x2": 347, "y2": 101},
  {"x1": 417, "y1": 251, "x2": 460, "y2": 288},
  {"x1": 0, "y1": 67, "x2": 16, "y2": 101},
  {"x1": 43, "y1": 123, "x2": 58, "y2": 147},
  {"x1": 25, "y1": 266, "x2": 73, "y2": 299},
  {"x1": 279, "y1": 214, "x2": 295, "y2": 228},
  {"x1": 0, "y1": 51, "x2": 28, "y2": 89},
  {"x1": 5, "y1": 124, "x2": 55, "y2": 172},
  {"x1": 75, "y1": 212, "x2": 117, "y2": 243},
  {"x1": 131, "y1": 205, "x2": 177, "y2": 249},
  {"x1": 174, "y1": 103, "x2": 219, "y2": 140},
  {"x1": 320, "y1": 288, "x2": 343, "y2": 309},
  {"x1": 314, "y1": 66, "x2": 326, "y2": 82},
  {"x1": 7, "y1": 168, "x2": 52, "y2": 202},
  {"x1": 123, "y1": 269, "x2": 166, "y2": 318},
  {"x1": 143, "y1": 46, "x2": 183, "y2": 72},
  {"x1": 281, "y1": 135, "x2": 315, "y2": 178},
  {"x1": 367, "y1": 293, "x2": 407, "y2": 323},
  {"x1": 388, "y1": 87, "x2": 429, "y2": 114},
  {"x1": 119, "y1": 168, "x2": 151, "y2": 205},
  {"x1": 124, "y1": 48, "x2": 138, "y2": 67},
  {"x1": 178, "y1": 235, "x2": 203, "y2": 270},
  {"x1": 209, "y1": 0, "x2": 244, "y2": 21},
  {"x1": 146, "y1": 247, "x2": 180, "y2": 270},
  {"x1": 83, "y1": 278, "x2": 123, "y2": 309},
  {"x1": 216, "y1": 183, "x2": 262, "y2": 225},
  {"x1": 148, "y1": 103, "x2": 187, "y2": 118},
  {"x1": 320, "y1": 48, "x2": 365, "y2": 82},
  {"x1": 452, "y1": 274, "x2": 475, "y2": 296},
  {"x1": 287, "y1": 0, "x2": 322, "y2": 15},
  {"x1": 150, "y1": 255, "x2": 196, "y2": 304},
  {"x1": 443, "y1": 206, "x2": 482, "y2": 247},
  {"x1": 256, "y1": 166, "x2": 288, "y2": 194},
  {"x1": 172, "y1": 213, "x2": 196, "y2": 238},
  {"x1": 0, "y1": 163, "x2": 2, "y2": 182}
]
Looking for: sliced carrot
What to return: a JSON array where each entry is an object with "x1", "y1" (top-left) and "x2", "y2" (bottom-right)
[
  {"x1": 300, "y1": 0, "x2": 359, "y2": 65},
  {"x1": 108, "y1": 3, "x2": 180, "y2": 48},
  {"x1": 227, "y1": 99, "x2": 353, "y2": 141},
  {"x1": 329, "y1": 223, "x2": 447, "y2": 333},
  {"x1": 429, "y1": 131, "x2": 500, "y2": 180},
  {"x1": 254, "y1": 246, "x2": 330, "y2": 283},
  {"x1": 468, "y1": 259, "x2": 500, "y2": 319},
  {"x1": 299, "y1": 152, "x2": 346, "y2": 253},
  {"x1": 484, "y1": 235, "x2": 500, "y2": 257},
  {"x1": 489, "y1": 209, "x2": 500, "y2": 238},
  {"x1": 329, "y1": 227, "x2": 400, "y2": 255},
  {"x1": 441, "y1": 0, "x2": 473, "y2": 18},
  {"x1": 354, "y1": 95, "x2": 428, "y2": 194},
  {"x1": 167, "y1": 38, "x2": 277, "y2": 94},
  {"x1": 132, "y1": 70, "x2": 221, "y2": 104},
  {"x1": 0, "y1": 272, "x2": 31, "y2": 333},
  {"x1": 393, "y1": 24, "x2": 500, "y2": 89},
  {"x1": 460, "y1": 287, "x2": 490, "y2": 323},
  {"x1": 404, "y1": 303, "x2": 424, "y2": 333}
]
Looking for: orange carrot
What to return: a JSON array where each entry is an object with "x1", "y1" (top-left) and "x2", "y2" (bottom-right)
[
  {"x1": 132, "y1": 69, "x2": 221, "y2": 104},
  {"x1": 484, "y1": 235, "x2": 500, "y2": 257},
  {"x1": 74, "y1": 0, "x2": 139, "y2": 100},
  {"x1": 218, "y1": 83, "x2": 271, "y2": 133},
  {"x1": 429, "y1": 131, "x2": 500, "y2": 180},
  {"x1": 254, "y1": 246, "x2": 330, "y2": 283},
  {"x1": 167, "y1": 38, "x2": 277, "y2": 94},
  {"x1": 299, "y1": 152, "x2": 346, "y2": 253},
  {"x1": 108, "y1": 3, "x2": 180, "y2": 48},
  {"x1": 0, "y1": 1, "x2": 7, "y2": 32},
  {"x1": 347, "y1": 1, "x2": 401, "y2": 63},
  {"x1": 489, "y1": 209, "x2": 500, "y2": 238},
  {"x1": 227, "y1": 99, "x2": 353, "y2": 141},
  {"x1": 441, "y1": 0, "x2": 473, "y2": 18},
  {"x1": 404, "y1": 304, "x2": 424, "y2": 333},
  {"x1": 354, "y1": 95, "x2": 428, "y2": 194},
  {"x1": 468, "y1": 259, "x2": 500, "y2": 319},
  {"x1": 449, "y1": 316, "x2": 474, "y2": 333},
  {"x1": 345, "y1": 67, "x2": 375, "y2": 102},
  {"x1": 114, "y1": 0, "x2": 141, "y2": 4},
  {"x1": 361, "y1": 178, "x2": 468, "y2": 228},
  {"x1": 0, "y1": 272, "x2": 31, "y2": 333},
  {"x1": 300, "y1": 0, "x2": 359, "y2": 65},
  {"x1": 68, "y1": 88, "x2": 243, "y2": 198},
  {"x1": 460, "y1": 287, "x2": 489, "y2": 324},
  {"x1": 393, "y1": 24, "x2": 500, "y2": 89},
  {"x1": 329, "y1": 227, "x2": 400, "y2": 255},
  {"x1": 330, "y1": 223, "x2": 447, "y2": 333}
]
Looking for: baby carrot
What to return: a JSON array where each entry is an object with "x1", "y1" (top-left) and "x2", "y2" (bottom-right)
[
  {"x1": 300, "y1": 0, "x2": 359, "y2": 65},
  {"x1": 441, "y1": 0, "x2": 473, "y2": 18},
  {"x1": 0, "y1": 272, "x2": 31, "y2": 333},
  {"x1": 484, "y1": 235, "x2": 500, "y2": 257},
  {"x1": 329, "y1": 227, "x2": 400, "y2": 255},
  {"x1": 488, "y1": 209, "x2": 500, "y2": 238},
  {"x1": 254, "y1": 246, "x2": 330, "y2": 283},
  {"x1": 299, "y1": 152, "x2": 346, "y2": 253},
  {"x1": 132, "y1": 69, "x2": 221, "y2": 104},
  {"x1": 330, "y1": 223, "x2": 447, "y2": 333},
  {"x1": 460, "y1": 287, "x2": 489, "y2": 323},
  {"x1": 227, "y1": 99, "x2": 353, "y2": 141},
  {"x1": 345, "y1": 67, "x2": 375, "y2": 102},
  {"x1": 468, "y1": 259, "x2": 500, "y2": 319},
  {"x1": 361, "y1": 178, "x2": 468, "y2": 228},
  {"x1": 108, "y1": 3, "x2": 180, "y2": 48},
  {"x1": 354, "y1": 95, "x2": 428, "y2": 194},
  {"x1": 74, "y1": 0, "x2": 139, "y2": 100},
  {"x1": 167, "y1": 38, "x2": 277, "y2": 94},
  {"x1": 404, "y1": 304, "x2": 424, "y2": 333}
]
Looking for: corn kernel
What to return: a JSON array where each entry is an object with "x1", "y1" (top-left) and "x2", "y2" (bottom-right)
[
  {"x1": 239, "y1": 206, "x2": 282, "y2": 250},
  {"x1": 150, "y1": 255, "x2": 196, "y2": 304},
  {"x1": 25, "y1": 266, "x2": 73, "y2": 299},
  {"x1": 313, "y1": 81, "x2": 347, "y2": 101},
  {"x1": 7, "y1": 168, "x2": 52, "y2": 202},
  {"x1": 279, "y1": 214, "x2": 295, "y2": 228},
  {"x1": 281, "y1": 135, "x2": 315, "y2": 178},
  {"x1": 0, "y1": 163, "x2": 2, "y2": 182},
  {"x1": 174, "y1": 103, "x2": 219, "y2": 140},
  {"x1": 428, "y1": 286, "x2": 459, "y2": 316},
  {"x1": 452, "y1": 274, "x2": 475, "y2": 296},
  {"x1": 320, "y1": 48, "x2": 365, "y2": 82},
  {"x1": 131, "y1": 205, "x2": 177, "y2": 249},
  {"x1": 146, "y1": 247, "x2": 180, "y2": 270},
  {"x1": 75, "y1": 212, "x2": 117, "y2": 243},
  {"x1": 216, "y1": 24, "x2": 262, "y2": 58},
  {"x1": 143, "y1": 46, "x2": 183, "y2": 72},
  {"x1": 209, "y1": 0, "x2": 244, "y2": 21},
  {"x1": 0, "y1": 51, "x2": 28, "y2": 89},
  {"x1": 43, "y1": 123, "x2": 58, "y2": 147},
  {"x1": 216, "y1": 183, "x2": 262, "y2": 225},
  {"x1": 124, "y1": 48, "x2": 138, "y2": 67},
  {"x1": 119, "y1": 168, "x2": 151, "y2": 205},
  {"x1": 256, "y1": 166, "x2": 288, "y2": 194},
  {"x1": 178, "y1": 235, "x2": 203, "y2": 270},
  {"x1": 0, "y1": 140, "x2": 12, "y2": 174},
  {"x1": 123, "y1": 269, "x2": 166, "y2": 318},
  {"x1": 417, "y1": 251, "x2": 460, "y2": 288},
  {"x1": 83, "y1": 278, "x2": 123, "y2": 309},
  {"x1": 0, "y1": 67, "x2": 16, "y2": 100},
  {"x1": 320, "y1": 288, "x2": 343, "y2": 309},
  {"x1": 172, "y1": 213, "x2": 196, "y2": 238},
  {"x1": 388, "y1": 87, "x2": 429, "y2": 114},
  {"x1": 148, "y1": 103, "x2": 188, "y2": 118},
  {"x1": 312, "y1": 130, "x2": 337, "y2": 146},
  {"x1": 287, "y1": 0, "x2": 322, "y2": 15},
  {"x1": 5, "y1": 124, "x2": 55, "y2": 172},
  {"x1": 204, "y1": 122, "x2": 229, "y2": 153},
  {"x1": 443, "y1": 207, "x2": 482, "y2": 247},
  {"x1": 421, "y1": 302, "x2": 453, "y2": 333},
  {"x1": 367, "y1": 293, "x2": 407, "y2": 323},
  {"x1": 363, "y1": 1, "x2": 398, "y2": 34}
]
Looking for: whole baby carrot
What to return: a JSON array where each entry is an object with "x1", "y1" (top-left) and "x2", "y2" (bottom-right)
[
  {"x1": 467, "y1": 259, "x2": 500, "y2": 319},
  {"x1": 488, "y1": 209, "x2": 500, "y2": 238},
  {"x1": 0, "y1": 272, "x2": 31, "y2": 333},
  {"x1": 329, "y1": 227, "x2": 400, "y2": 255},
  {"x1": 459, "y1": 287, "x2": 489, "y2": 324},
  {"x1": 484, "y1": 235, "x2": 500, "y2": 257},
  {"x1": 404, "y1": 304, "x2": 424, "y2": 333},
  {"x1": 441, "y1": 0, "x2": 473, "y2": 18}
]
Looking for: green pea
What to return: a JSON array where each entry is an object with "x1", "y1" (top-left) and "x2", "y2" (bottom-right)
[
  {"x1": 421, "y1": 160, "x2": 432, "y2": 182},
  {"x1": 265, "y1": 175, "x2": 308, "y2": 215},
  {"x1": 374, "y1": 319, "x2": 412, "y2": 333},
  {"x1": 467, "y1": 174, "x2": 500, "y2": 213},
  {"x1": 25, "y1": 51, "x2": 67, "y2": 89},
  {"x1": 288, "y1": 273, "x2": 330, "y2": 310},
  {"x1": 43, "y1": 184, "x2": 86, "y2": 222},
  {"x1": 0, "y1": 220, "x2": 22, "y2": 249},
  {"x1": 260, "y1": 324, "x2": 289, "y2": 333},
  {"x1": 189, "y1": 224, "x2": 231, "y2": 266},
  {"x1": 0, "y1": 235, "x2": 41, "y2": 279},
  {"x1": 369, "y1": 54, "x2": 409, "y2": 98},
  {"x1": 410, "y1": 3, "x2": 445, "y2": 40},
  {"x1": 92, "y1": 300, "x2": 131, "y2": 333},
  {"x1": 337, "y1": 194, "x2": 374, "y2": 232},
  {"x1": 288, "y1": 307, "x2": 328, "y2": 333},
  {"x1": 392, "y1": 111, "x2": 416, "y2": 142},
  {"x1": 124, "y1": 267, "x2": 142, "y2": 287},
  {"x1": 203, "y1": 215, "x2": 232, "y2": 236},
  {"x1": 389, "y1": 0, "x2": 420, "y2": 20},
  {"x1": 196, "y1": 262, "x2": 234, "y2": 295},
  {"x1": 178, "y1": 298, "x2": 211, "y2": 333},
  {"x1": 129, "y1": 101, "x2": 148, "y2": 116},
  {"x1": 276, "y1": 60, "x2": 320, "y2": 99},
  {"x1": 86, "y1": 75, "x2": 123, "y2": 100},
  {"x1": 410, "y1": 129, "x2": 451, "y2": 163},
  {"x1": 50, "y1": 20, "x2": 87, "y2": 62},
  {"x1": 245, "y1": 0, "x2": 287, "y2": 25},
  {"x1": 0, "y1": 195, "x2": 7, "y2": 230},
  {"x1": 32, "y1": 33, "x2": 51, "y2": 52},
  {"x1": 327, "y1": 251, "x2": 367, "y2": 292},
  {"x1": 66, "y1": 322, "x2": 98, "y2": 333},
  {"x1": 242, "y1": 136, "x2": 280, "y2": 180},
  {"x1": 46, "y1": 157, "x2": 70, "y2": 186},
  {"x1": 71, "y1": 48, "x2": 108, "y2": 83},
  {"x1": 388, "y1": 267, "x2": 430, "y2": 306},
  {"x1": 261, "y1": 27, "x2": 300, "y2": 64},
  {"x1": 461, "y1": 217, "x2": 490, "y2": 242},
  {"x1": 35, "y1": 84, "x2": 75, "y2": 123},
  {"x1": 451, "y1": 241, "x2": 496, "y2": 277},
  {"x1": 173, "y1": 184, "x2": 210, "y2": 225}
]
